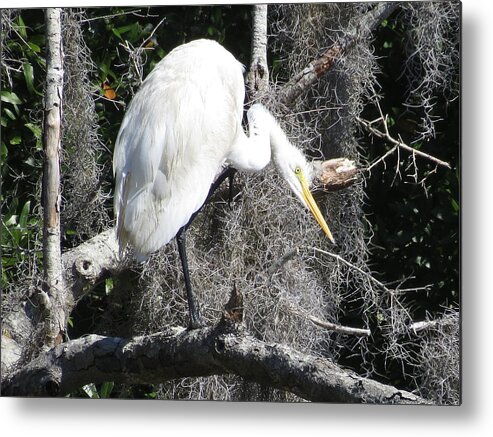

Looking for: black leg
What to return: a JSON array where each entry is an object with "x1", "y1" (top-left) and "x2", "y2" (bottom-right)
[
  {"x1": 176, "y1": 166, "x2": 237, "y2": 329},
  {"x1": 176, "y1": 228, "x2": 204, "y2": 329},
  {"x1": 227, "y1": 168, "x2": 237, "y2": 208}
]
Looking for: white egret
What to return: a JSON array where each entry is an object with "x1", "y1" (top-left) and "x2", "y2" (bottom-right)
[{"x1": 113, "y1": 39, "x2": 334, "y2": 328}]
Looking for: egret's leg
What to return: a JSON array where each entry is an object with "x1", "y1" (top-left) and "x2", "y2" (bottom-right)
[
  {"x1": 176, "y1": 228, "x2": 204, "y2": 329},
  {"x1": 176, "y1": 166, "x2": 237, "y2": 329},
  {"x1": 227, "y1": 168, "x2": 237, "y2": 208}
]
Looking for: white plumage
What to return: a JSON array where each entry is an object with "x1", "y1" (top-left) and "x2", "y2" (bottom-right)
[{"x1": 113, "y1": 39, "x2": 334, "y2": 263}]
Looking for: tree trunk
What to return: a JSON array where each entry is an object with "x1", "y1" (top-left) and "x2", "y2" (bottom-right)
[{"x1": 41, "y1": 8, "x2": 67, "y2": 348}]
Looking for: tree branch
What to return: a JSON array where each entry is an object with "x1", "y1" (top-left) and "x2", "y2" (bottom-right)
[
  {"x1": 62, "y1": 228, "x2": 126, "y2": 302},
  {"x1": 2, "y1": 289, "x2": 429, "y2": 404},
  {"x1": 358, "y1": 115, "x2": 452, "y2": 170},
  {"x1": 409, "y1": 314, "x2": 458, "y2": 335},
  {"x1": 277, "y1": 3, "x2": 399, "y2": 107},
  {"x1": 287, "y1": 304, "x2": 371, "y2": 337},
  {"x1": 312, "y1": 157, "x2": 358, "y2": 191},
  {"x1": 41, "y1": 8, "x2": 66, "y2": 347},
  {"x1": 246, "y1": 4, "x2": 269, "y2": 100}
]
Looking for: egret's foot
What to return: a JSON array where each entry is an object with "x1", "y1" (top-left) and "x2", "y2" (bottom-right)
[{"x1": 188, "y1": 313, "x2": 206, "y2": 330}]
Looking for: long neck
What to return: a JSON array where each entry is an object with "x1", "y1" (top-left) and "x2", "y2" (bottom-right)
[
  {"x1": 226, "y1": 104, "x2": 307, "y2": 177},
  {"x1": 261, "y1": 107, "x2": 312, "y2": 184}
]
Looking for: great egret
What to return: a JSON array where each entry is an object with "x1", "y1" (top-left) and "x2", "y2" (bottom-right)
[{"x1": 113, "y1": 39, "x2": 334, "y2": 328}]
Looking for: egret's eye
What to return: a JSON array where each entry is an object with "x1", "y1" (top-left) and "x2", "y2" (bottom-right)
[{"x1": 294, "y1": 166, "x2": 301, "y2": 175}]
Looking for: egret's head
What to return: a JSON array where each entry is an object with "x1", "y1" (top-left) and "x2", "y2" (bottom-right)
[{"x1": 273, "y1": 146, "x2": 335, "y2": 244}]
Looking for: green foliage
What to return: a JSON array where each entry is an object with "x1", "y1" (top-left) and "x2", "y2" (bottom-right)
[
  {"x1": 1, "y1": 10, "x2": 46, "y2": 287},
  {"x1": 362, "y1": 12, "x2": 460, "y2": 319},
  {"x1": 79, "y1": 381, "x2": 115, "y2": 399},
  {"x1": 1, "y1": 200, "x2": 41, "y2": 287}
]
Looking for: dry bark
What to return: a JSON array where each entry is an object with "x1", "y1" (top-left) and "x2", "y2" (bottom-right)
[
  {"x1": 1, "y1": 290, "x2": 429, "y2": 404},
  {"x1": 246, "y1": 4, "x2": 269, "y2": 99},
  {"x1": 41, "y1": 8, "x2": 66, "y2": 347}
]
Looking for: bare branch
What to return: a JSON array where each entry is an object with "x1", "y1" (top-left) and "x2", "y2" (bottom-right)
[
  {"x1": 358, "y1": 115, "x2": 452, "y2": 170},
  {"x1": 287, "y1": 303, "x2": 370, "y2": 337},
  {"x1": 410, "y1": 314, "x2": 458, "y2": 335},
  {"x1": 310, "y1": 246, "x2": 392, "y2": 293}
]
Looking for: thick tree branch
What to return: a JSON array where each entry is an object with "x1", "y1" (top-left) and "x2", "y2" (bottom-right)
[
  {"x1": 246, "y1": 4, "x2": 269, "y2": 100},
  {"x1": 2, "y1": 291, "x2": 429, "y2": 404},
  {"x1": 41, "y1": 8, "x2": 66, "y2": 347},
  {"x1": 62, "y1": 228, "x2": 126, "y2": 302},
  {"x1": 1, "y1": 229, "x2": 127, "y2": 373}
]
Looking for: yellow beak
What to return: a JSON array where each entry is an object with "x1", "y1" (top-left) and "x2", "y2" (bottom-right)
[{"x1": 297, "y1": 171, "x2": 335, "y2": 244}]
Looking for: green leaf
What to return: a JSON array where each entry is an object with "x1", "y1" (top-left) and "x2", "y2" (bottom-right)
[
  {"x1": 100, "y1": 381, "x2": 114, "y2": 398},
  {"x1": 9, "y1": 136, "x2": 21, "y2": 145},
  {"x1": 19, "y1": 201, "x2": 30, "y2": 230},
  {"x1": 1, "y1": 141, "x2": 8, "y2": 161},
  {"x1": 81, "y1": 383, "x2": 100, "y2": 399},
  {"x1": 3, "y1": 107, "x2": 17, "y2": 121},
  {"x1": 23, "y1": 62, "x2": 35, "y2": 94},
  {"x1": 4, "y1": 214, "x2": 18, "y2": 227},
  {"x1": 28, "y1": 42, "x2": 41, "y2": 53},
  {"x1": 105, "y1": 277, "x2": 114, "y2": 295},
  {"x1": 111, "y1": 27, "x2": 122, "y2": 41},
  {"x1": 115, "y1": 22, "x2": 139, "y2": 35},
  {"x1": 16, "y1": 15, "x2": 28, "y2": 39},
  {"x1": 24, "y1": 156, "x2": 39, "y2": 168},
  {"x1": 25, "y1": 123, "x2": 43, "y2": 150},
  {"x1": 1, "y1": 91, "x2": 22, "y2": 105}
]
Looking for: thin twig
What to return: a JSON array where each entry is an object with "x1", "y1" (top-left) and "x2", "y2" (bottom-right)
[
  {"x1": 409, "y1": 315, "x2": 457, "y2": 335},
  {"x1": 310, "y1": 246, "x2": 392, "y2": 293},
  {"x1": 287, "y1": 303, "x2": 371, "y2": 337},
  {"x1": 138, "y1": 17, "x2": 166, "y2": 52},
  {"x1": 358, "y1": 116, "x2": 451, "y2": 169},
  {"x1": 79, "y1": 9, "x2": 143, "y2": 23}
]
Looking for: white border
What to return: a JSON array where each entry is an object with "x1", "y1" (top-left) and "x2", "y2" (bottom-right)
[{"x1": 2, "y1": 1, "x2": 491, "y2": 435}]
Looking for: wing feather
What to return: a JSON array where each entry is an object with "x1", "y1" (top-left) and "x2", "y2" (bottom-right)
[{"x1": 113, "y1": 40, "x2": 244, "y2": 259}]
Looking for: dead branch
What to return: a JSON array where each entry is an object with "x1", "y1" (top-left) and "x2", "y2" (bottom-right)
[
  {"x1": 311, "y1": 246, "x2": 392, "y2": 294},
  {"x1": 358, "y1": 115, "x2": 452, "y2": 170},
  {"x1": 286, "y1": 303, "x2": 370, "y2": 337},
  {"x1": 2, "y1": 289, "x2": 429, "y2": 404},
  {"x1": 410, "y1": 314, "x2": 458, "y2": 335},
  {"x1": 313, "y1": 157, "x2": 358, "y2": 191},
  {"x1": 277, "y1": 38, "x2": 346, "y2": 107}
]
